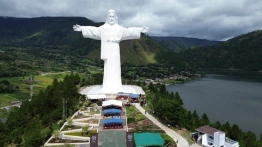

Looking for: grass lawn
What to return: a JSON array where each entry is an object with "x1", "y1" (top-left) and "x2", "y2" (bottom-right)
[
  {"x1": 46, "y1": 145, "x2": 74, "y2": 147},
  {"x1": 173, "y1": 128, "x2": 195, "y2": 144},
  {"x1": 161, "y1": 133, "x2": 176, "y2": 146},
  {"x1": 65, "y1": 129, "x2": 97, "y2": 137},
  {"x1": 142, "y1": 51, "x2": 156, "y2": 63},
  {"x1": 126, "y1": 105, "x2": 147, "y2": 123},
  {"x1": 142, "y1": 105, "x2": 151, "y2": 112},
  {"x1": 61, "y1": 125, "x2": 81, "y2": 131},
  {"x1": 0, "y1": 94, "x2": 18, "y2": 106}
]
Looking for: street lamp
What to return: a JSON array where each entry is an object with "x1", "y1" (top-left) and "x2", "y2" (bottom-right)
[{"x1": 63, "y1": 97, "x2": 69, "y2": 120}]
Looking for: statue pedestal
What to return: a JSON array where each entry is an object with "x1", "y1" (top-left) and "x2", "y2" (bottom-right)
[{"x1": 79, "y1": 85, "x2": 145, "y2": 98}]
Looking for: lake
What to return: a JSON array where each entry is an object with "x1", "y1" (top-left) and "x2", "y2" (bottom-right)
[{"x1": 166, "y1": 73, "x2": 262, "y2": 135}]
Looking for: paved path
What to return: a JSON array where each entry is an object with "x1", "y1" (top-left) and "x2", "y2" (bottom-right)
[{"x1": 134, "y1": 103, "x2": 201, "y2": 147}]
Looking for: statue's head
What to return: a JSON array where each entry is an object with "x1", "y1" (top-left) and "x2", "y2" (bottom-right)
[{"x1": 106, "y1": 9, "x2": 118, "y2": 25}]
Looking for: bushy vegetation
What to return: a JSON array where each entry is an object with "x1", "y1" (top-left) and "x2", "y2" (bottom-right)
[
  {"x1": 0, "y1": 73, "x2": 81, "y2": 146},
  {"x1": 121, "y1": 64, "x2": 196, "y2": 81},
  {"x1": 0, "y1": 80, "x2": 19, "y2": 93},
  {"x1": 180, "y1": 30, "x2": 262, "y2": 71}
]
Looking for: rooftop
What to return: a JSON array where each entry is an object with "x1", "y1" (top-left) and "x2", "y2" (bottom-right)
[
  {"x1": 196, "y1": 125, "x2": 225, "y2": 136},
  {"x1": 226, "y1": 138, "x2": 239, "y2": 145}
]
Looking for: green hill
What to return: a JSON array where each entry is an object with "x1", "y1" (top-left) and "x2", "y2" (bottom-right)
[
  {"x1": 179, "y1": 30, "x2": 262, "y2": 71},
  {"x1": 0, "y1": 16, "x2": 179, "y2": 78},
  {"x1": 88, "y1": 34, "x2": 168, "y2": 65},
  {"x1": 152, "y1": 36, "x2": 222, "y2": 52},
  {"x1": 0, "y1": 17, "x2": 170, "y2": 66}
]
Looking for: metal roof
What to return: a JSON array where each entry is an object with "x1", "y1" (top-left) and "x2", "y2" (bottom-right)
[{"x1": 196, "y1": 125, "x2": 225, "y2": 136}]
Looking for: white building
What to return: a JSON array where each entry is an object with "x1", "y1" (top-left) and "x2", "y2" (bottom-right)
[
  {"x1": 196, "y1": 126, "x2": 239, "y2": 147},
  {"x1": 145, "y1": 79, "x2": 154, "y2": 85}
]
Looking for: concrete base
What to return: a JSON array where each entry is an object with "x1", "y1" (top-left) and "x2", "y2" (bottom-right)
[{"x1": 79, "y1": 85, "x2": 145, "y2": 98}]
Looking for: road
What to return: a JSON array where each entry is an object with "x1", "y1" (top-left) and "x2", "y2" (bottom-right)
[{"x1": 134, "y1": 103, "x2": 201, "y2": 147}]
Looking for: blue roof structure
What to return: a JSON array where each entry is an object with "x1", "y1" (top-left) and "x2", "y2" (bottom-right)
[
  {"x1": 103, "y1": 109, "x2": 122, "y2": 115},
  {"x1": 104, "y1": 118, "x2": 123, "y2": 125},
  {"x1": 129, "y1": 93, "x2": 139, "y2": 98}
]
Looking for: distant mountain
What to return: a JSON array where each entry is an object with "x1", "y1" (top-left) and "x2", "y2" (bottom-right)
[
  {"x1": 179, "y1": 30, "x2": 262, "y2": 71},
  {"x1": 0, "y1": 16, "x2": 172, "y2": 66},
  {"x1": 152, "y1": 36, "x2": 222, "y2": 52}
]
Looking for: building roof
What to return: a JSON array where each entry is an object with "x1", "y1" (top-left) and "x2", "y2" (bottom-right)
[
  {"x1": 2, "y1": 106, "x2": 10, "y2": 111},
  {"x1": 134, "y1": 133, "x2": 164, "y2": 147},
  {"x1": 129, "y1": 93, "x2": 139, "y2": 98},
  {"x1": 226, "y1": 138, "x2": 239, "y2": 145},
  {"x1": 196, "y1": 125, "x2": 225, "y2": 136},
  {"x1": 104, "y1": 118, "x2": 123, "y2": 125},
  {"x1": 87, "y1": 94, "x2": 106, "y2": 99},
  {"x1": 102, "y1": 100, "x2": 122, "y2": 107},
  {"x1": 103, "y1": 109, "x2": 122, "y2": 115}
]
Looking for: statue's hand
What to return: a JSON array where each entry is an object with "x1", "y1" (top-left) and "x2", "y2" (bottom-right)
[
  {"x1": 73, "y1": 24, "x2": 82, "y2": 32},
  {"x1": 141, "y1": 26, "x2": 149, "y2": 33}
]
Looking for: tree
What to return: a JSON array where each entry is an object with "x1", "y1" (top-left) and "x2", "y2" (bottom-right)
[
  {"x1": 221, "y1": 122, "x2": 231, "y2": 134},
  {"x1": 192, "y1": 110, "x2": 200, "y2": 127},
  {"x1": 201, "y1": 113, "x2": 209, "y2": 125},
  {"x1": 159, "y1": 84, "x2": 167, "y2": 95},
  {"x1": 174, "y1": 92, "x2": 183, "y2": 105},
  {"x1": 23, "y1": 119, "x2": 44, "y2": 147},
  {"x1": 185, "y1": 111, "x2": 193, "y2": 131},
  {"x1": 210, "y1": 121, "x2": 221, "y2": 129},
  {"x1": 0, "y1": 121, "x2": 6, "y2": 146},
  {"x1": 230, "y1": 124, "x2": 243, "y2": 141},
  {"x1": 243, "y1": 131, "x2": 257, "y2": 147}
]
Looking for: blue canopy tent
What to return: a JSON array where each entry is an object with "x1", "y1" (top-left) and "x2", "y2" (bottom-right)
[
  {"x1": 104, "y1": 118, "x2": 123, "y2": 126},
  {"x1": 129, "y1": 93, "x2": 139, "y2": 99},
  {"x1": 103, "y1": 109, "x2": 122, "y2": 116}
]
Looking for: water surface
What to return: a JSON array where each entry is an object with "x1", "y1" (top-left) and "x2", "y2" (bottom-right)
[{"x1": 166, "y1": 74, "x2": 262, "y2": 135}]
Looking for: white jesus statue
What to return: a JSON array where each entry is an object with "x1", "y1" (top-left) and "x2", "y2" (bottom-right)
[{"x1": 73, "y1": 9, "x2": 149, "y2": 93}]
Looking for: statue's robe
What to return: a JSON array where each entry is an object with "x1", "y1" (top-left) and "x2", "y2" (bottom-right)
[{"x1": 81, "y1": 24, "x2": 142, "y2": 93}]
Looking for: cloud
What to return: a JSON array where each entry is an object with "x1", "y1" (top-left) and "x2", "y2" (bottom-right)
[{"x1": 0, "y1": 0, "x2": 262, "y2": 41}]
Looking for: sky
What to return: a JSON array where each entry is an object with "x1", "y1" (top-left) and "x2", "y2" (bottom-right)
[{"x1": 0, "y1": 0, "x2": 262, "y2": 41}]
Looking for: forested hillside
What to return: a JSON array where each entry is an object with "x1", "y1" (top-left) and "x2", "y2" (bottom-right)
[
  {"x1": 0, "y1": 17, "x2": 174, "y2": 67},
  {"x1": 179, "y1": 30, "x2": 262, "y2": 71},
  {"x1": 152, "y1": 36, "x2": 221, "y2": 52},
  {"x1": 1, "y1": 16, "x2": 261, "y2": 73},
  {"x1": 0, "y1": 73, "x2": 81, "y2": 146}
]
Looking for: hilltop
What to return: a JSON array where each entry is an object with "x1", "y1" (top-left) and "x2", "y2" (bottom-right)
[
  {"x1": 179, "y1": 30, "x2": 262, "y2": 71},
  {"x1": 152, "y1": 36, "x2": 222, "y2": 52},
  {"x1": 1, "y1": 16, "x2": 261, "y2": 73},
  {"x1": 0, "y1": 16, "x2": 171, "y2": 65}
]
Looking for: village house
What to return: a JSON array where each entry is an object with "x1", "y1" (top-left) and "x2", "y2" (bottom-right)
[{"x1": 195, "y1": 125, "x2": 239, "y2": 147}]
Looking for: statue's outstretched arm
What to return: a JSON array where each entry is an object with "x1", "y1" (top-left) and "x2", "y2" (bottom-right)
[
  {"x1": 73, "y1": 24, "x2": 82, "y2": 32},
  {"x1": 121, "y1": 27, "x2": 149, "y2": 41},
  {"x1": 141, "y1": 26, "x2": 149, "y2": 33}
]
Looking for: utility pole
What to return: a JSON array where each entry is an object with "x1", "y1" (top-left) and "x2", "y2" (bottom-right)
[
  {"x1": 63, "y1": 97, "x2": 69, "y2": 120},
  {"x1": 29, "y1": 75, "x2": 34, "y2": 101},
  {"x1": 65, "y1": 98, "x2": 69, "y2": 118},
  {"x1": 63, "y1": 97, "x2": 65, "y2": 120}
]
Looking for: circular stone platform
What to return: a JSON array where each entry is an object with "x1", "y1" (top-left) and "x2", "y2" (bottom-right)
[{"x1": 79, "y1": 85, "x2": 145, "y2": 98}]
